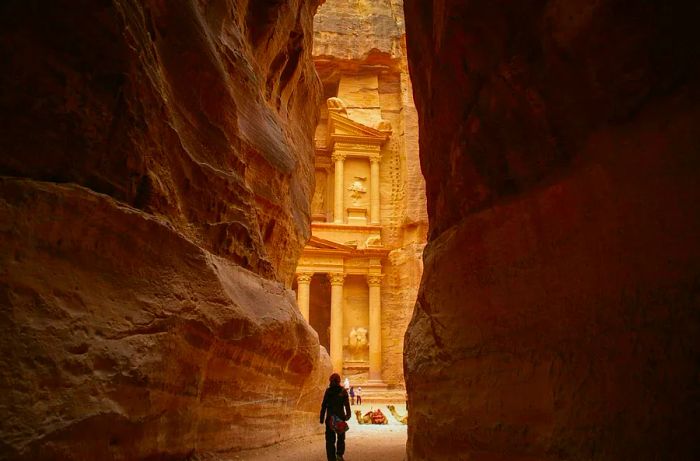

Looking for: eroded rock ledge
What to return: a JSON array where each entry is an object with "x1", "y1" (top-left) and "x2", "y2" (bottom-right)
[
  {"x1": 403, "y1": 1, "x2": 700, "y2": 460},
  {"x1": 0, "y1": 1, "x2": 328, "y2": 459}
]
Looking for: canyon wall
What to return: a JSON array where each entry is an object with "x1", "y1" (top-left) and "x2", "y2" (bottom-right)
[
  {"x1": 0, "y1": 1, "x2": 329, "y2": 460},
  {"x1": 403, "y1": 1, "x2": 700, "y2": 460},
  {"x1": 314, "y1": 0, "x2": 427, "y2": 387}
]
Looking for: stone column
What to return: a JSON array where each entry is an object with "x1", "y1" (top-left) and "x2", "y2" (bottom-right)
[
  {"x1": 367, "y1": 275, "x2": 383, "y2": 381},
  {"x1": 332, "y1": 152, "x2": 346, "y2": 224},
  {"x1": 370, "y1": 155, "x2": 381, "y2": 225},
  {"x1": 329, "y1": 273, "x2": 346, "y2": 372},
  {"x1": 296, "y1": 273, "x2": 313, "y2": 322}
]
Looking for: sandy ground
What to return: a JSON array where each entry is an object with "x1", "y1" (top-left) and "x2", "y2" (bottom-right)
[{"x1": 223, "y1": 403, "x2": 407, "y2": 461}]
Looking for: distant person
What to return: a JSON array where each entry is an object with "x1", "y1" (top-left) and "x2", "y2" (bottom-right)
[
  {"x1": 344, "y1": 377, "x2": 350, "y2": 389},
  {"x1": 356, "y1": 386, "x2": 362, "y2": 405},
  {"x1": 349, "y1": 386, "x2": 355, "y2": 405},
  {"x1": 320, "y1": 373, "x2": 351, "y2": 461}
]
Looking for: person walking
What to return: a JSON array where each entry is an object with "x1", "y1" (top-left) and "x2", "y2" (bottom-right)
[
  {"x1": 320, "y1": 373, "x2": 351, "y2": 461},
  {"x1": 356, "y1": 386, "x2": 362, "y2": 405},
  {"x1": 349, "y1": 386, "x2": 355, "y2": 405}
]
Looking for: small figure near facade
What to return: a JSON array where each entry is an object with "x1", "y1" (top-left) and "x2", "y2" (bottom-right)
[
  {"x1": 349, "y1": 386, "x2": 355, "y2": 405},
  {"x1": 356, "y1": 386, "x2": 362, "y2": 405},
  {"x1": 344, "y1": 377, "x2": 350, "y2": 389},
  {"x1": 320, "y1": 373, "x2": 351, "y2": 461}
]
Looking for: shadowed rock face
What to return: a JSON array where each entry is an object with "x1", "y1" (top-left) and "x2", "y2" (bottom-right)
[
  {"x1": 403, "y1": 1, "x2": 700, "y2": 460},
  {"x1": 0, "y1": 1, "x2": 329, "y2": 460}
]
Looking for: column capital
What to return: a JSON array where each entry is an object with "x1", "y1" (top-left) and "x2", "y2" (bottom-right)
[
  {"x1": 328, "y1": 272, "x2": 346, "y2": 286},
  {"x1": 331, "y1": 151, "x2": 347, "y2": 163},
  {"x1": 296, "y1": 273, "x2": 313, "y2": 284},
  {"x1": 367, "y1": 275, "x2": 383, "y2": 287},
  {"x1": 369, "y1": 153, "x2": 382, "y2": 164}
]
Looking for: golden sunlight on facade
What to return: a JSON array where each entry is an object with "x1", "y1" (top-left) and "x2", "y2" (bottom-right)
[{"x1": 294, "y1": 0, "x2": 427, "y2": 399}]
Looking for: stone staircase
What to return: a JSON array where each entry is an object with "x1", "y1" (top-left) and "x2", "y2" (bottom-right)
[{"x1": 353, "y1": 382, "x2": 407, "y2": 403}]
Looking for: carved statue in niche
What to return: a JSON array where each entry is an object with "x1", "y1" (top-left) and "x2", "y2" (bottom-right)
[
  {"x1": 327, "y1": 97, "x2": 348, "y2": 116},
  {"x1": 348, "y1": 327, "x2": 368, "y2": 361},
  {"x1": 348, "y1": 176, "x2": 367, "y2": 206},
  {"x1": 311, "y1": 173, "x2": 326, "y2": 215}
]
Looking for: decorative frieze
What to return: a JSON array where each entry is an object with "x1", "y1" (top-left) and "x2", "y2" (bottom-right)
[{"x1": 334, "y1": 142, "x2": 382, "y2": 154}]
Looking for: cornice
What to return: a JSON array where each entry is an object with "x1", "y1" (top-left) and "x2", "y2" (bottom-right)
[
  {"x1": 311, "y1": 222, "x2": 382, "y2": 232},
  {"x1": 302, "y1": 247, "x2": 390, "y2": 258}
]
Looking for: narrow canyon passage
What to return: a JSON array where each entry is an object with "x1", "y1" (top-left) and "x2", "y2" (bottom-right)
[
  {"x1": 233, "y1": 427, "x2": 406, "y2": 461},
  {"x1": 230, "y1": 406, "x2": 408, "y2": 461},
  {"x1": 1, "y1": 1, "x2": 418, "y2": 460},
  {"x1": 1, "y1": 0, "x2": 698, "y2": 460}
]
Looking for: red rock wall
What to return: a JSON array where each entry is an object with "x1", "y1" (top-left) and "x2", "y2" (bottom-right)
[
  {"x1": 0, "y1": 1, "x2": 329, "y2": 460},
  {"x1": 403, "y1": 1, "x2": 700, "y2": 460}
]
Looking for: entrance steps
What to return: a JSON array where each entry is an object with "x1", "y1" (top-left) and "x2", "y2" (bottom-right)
[{"x1": 353, "y1": 381, "x2": 407, "y2": 403}]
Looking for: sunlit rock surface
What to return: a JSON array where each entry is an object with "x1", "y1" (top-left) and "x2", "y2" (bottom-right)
[
  {"x1": 403, "y1": 1, "x2": 700, "y2": 460},
  {"x1": 0, "y1": 1, "x2": 329, "y2": 459},
  {"x1": 315, "y1": 0, "x2": 406, "y2": 62}
]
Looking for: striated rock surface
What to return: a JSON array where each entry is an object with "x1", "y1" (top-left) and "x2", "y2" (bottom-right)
[
  {"x1": 404, "y1": 1, "x2": 700, "y2": 460},
  {"x1": 0, "y1": 1, "x2": 328, "y2": 460},
  {"x1": 0, "y1": 0, "x2": 321, "y2": 282}
]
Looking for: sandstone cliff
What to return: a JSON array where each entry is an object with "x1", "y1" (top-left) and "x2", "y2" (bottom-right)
[
  {"x1": 0, "y1": 1, "x2": 328, "y2": 459},
  {"x1": 404, "y1": 1, "x2": 700, "y2": 460},
  {"x1": 315, "y1": 0, "x2": 406, "y2": 62}
]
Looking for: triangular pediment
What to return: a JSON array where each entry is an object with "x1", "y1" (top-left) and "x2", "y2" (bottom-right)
[
  {"x1": 328, "y1": 112, "x2": 389, "y2": 141},
  {"x1": 306, "y1": 236, "x2": 355, "y2": 251}
]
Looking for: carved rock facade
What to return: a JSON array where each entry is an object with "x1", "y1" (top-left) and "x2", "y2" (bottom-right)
[
  {"x1": 0, "y1": 1, "x2": 329, "y2": 459},
  {"x1": 294, "y1": 0, "x2": 427, "y2": 394},
  {"x1": 404, "y1": 1, "x2": 700, "y2": 460}
]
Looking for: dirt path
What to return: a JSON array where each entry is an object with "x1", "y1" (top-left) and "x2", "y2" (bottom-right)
[{"x1": 224, "y1": 404, "x2": 407, "y2": 461}]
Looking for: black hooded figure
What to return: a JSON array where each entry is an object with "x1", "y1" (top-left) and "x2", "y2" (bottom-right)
[{"x1": 320, "y1": 373, "x2": 352, "y2": 461}]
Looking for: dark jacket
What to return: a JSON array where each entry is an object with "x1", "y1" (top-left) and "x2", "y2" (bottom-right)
[{"x1": 320, "y1": 384, "x2": 351, "y2": 424}]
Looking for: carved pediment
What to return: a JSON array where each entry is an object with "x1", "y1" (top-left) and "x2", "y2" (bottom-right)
[{"x1": 327, "y1": 112, "x2": 390, "y2": 150}]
